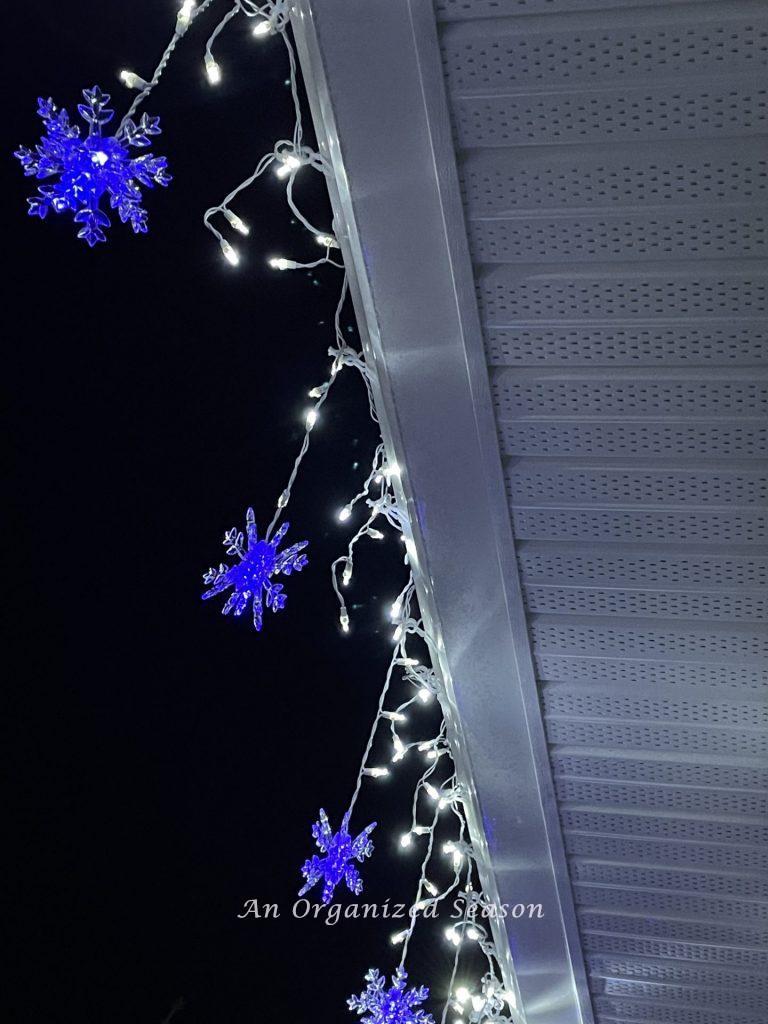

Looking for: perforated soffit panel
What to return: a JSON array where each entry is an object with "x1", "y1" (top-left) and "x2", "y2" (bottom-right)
[{"x1": 435, "y1": 0, "x2": 767, "y2": 1022}]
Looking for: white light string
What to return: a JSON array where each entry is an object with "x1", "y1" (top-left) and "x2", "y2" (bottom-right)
[
  {"x1": 119, "y1": 0, "x2": 218, "y2": 131},
  {"x1": 113, "y1": 4, "x2": 519, "y2": 1020},
  {"x1": 335, "y1": 548, "x2": 517, "y2": 1023},
  {"x1": 199, "y1": 0, "x2": 341, "y2": 270}
]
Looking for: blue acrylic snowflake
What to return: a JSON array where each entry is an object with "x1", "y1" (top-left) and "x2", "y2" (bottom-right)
[
  {"x1": 202, "y1": 509, "x2": 308, "y2": 631},
  {"x1": 299, "y1": 809, "x2": 376, "y2": 905},
  {"x1": 14, "y1": 86, "x2": 170, "y2": 245},
  {"x1": 348, "y1": 968, "x2": 434, "y2": 1024}
]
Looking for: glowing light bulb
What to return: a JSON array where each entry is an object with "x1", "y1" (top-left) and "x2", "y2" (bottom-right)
[
  {"x1": 252, "y1": 19, "x2": 272, "y2": 37},
  {"x1": 275, "y1": 154, "x2": 302, "y2": 178},
  {"x1": 177, "y1": 0, "x2": 196, "y2": 28},
  {"x1": 305, "y1": 408, "x2": 318, "y2": 429},
  {"x1": 390, "y1": 929, "x2": 408, "y2": 945},
  {"x1": 444, "y1": 926, "x2": 461, "y2": 947},
  {"x1": 315, "y1": 233, "x2": 338, "y2": 248},
  {"x1": 455, "y1": 987, "x2": 470, "y2": 1005},
  {"x1": 392, "y1": 624, "x2": 404, "y2": 644},
  {"x1": 383, "y1": 711, "x2": 407, "y2": 723},
  {"x1": 268, "y1": 256, "x2": 299, "y2": 271},
  {"x1": 338, "y1": 506, "x2": 352, "y2": 522},
  {"x1": 223, "y1": 209, "x2": 249, "y2": 235},
  {"x1": 384, "y1": 461, "x2": 401, "y2": 479},
  {"x1": 399, "y1": 832, "x2": 412, "y2": 849},
  {"x1": 424, "y1": 880, "x2": 438, "y2": 896},
  {"x1": 342, "y1": 564, "x2": 352, "y2": 587},
  {"x1": 119, "y1": 70, "x2": 148, "y2": 90},
  {"x1": 413, "y1": 826, "x2": 430, "y2": 836},
  {"x1": 471, "y1": 996, "x2": 485, "y2": 1013},
  {"x1": 466, "y1": 926, "x2": 480, "y2": 941},
  {"x1": 205, "y1": 54, "x2": 221, "y2": 84},
  {"x1": 417, "y1": 687, "x2": 432, "y2": 704},
  {"x1": 424, "y1": 783, "x2": 440, "y2": 801},
  {"x1": 219, "y1": 238, "x2": 239, "y2": 266},
  {"x1": 368, "y1": 528, "x2": 384, "y2": 540},
  {"x1": 340, "y1": 612, "x2": 350, "y2": 634},
  {"x1": 363, "y1": 766, "x2": 389, "y2": 778},
  {"x1": 391, "y1": 736, "x2": 406, "y2": 762},
  {"x1": 390, "y1": 598, "x2": 402, "y2": 621}
]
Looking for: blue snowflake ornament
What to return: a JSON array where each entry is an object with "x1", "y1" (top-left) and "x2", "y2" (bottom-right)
[
  {"x1": 202, "y1": 509, "x2": 308, "y2": 631},
  {"x1": 14, "y1": 86, "x2": 170, "y2": 245},
  {"x1": 299, "y1": 809, "x2": 376, "y2": 905},
  {"x1": 348, "y1": 968, "x2": 434, "y2": 1024}
]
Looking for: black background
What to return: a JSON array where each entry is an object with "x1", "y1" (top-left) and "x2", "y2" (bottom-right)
[{"x1": 5, "y1": 3, "x2": 461, "y2": 1021}]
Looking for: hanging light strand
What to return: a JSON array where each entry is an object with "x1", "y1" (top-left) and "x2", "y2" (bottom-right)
[{"x1": 119, "y1": 0, "x2": 218, "y2": 131}]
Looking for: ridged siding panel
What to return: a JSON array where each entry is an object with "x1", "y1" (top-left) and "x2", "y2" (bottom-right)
[{"x1": 436, "y1": 0, "x2": 768, "y2": 1020}]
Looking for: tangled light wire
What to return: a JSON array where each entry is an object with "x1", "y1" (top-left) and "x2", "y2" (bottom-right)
[
  {"x1": 201, "y1": 0, "x2": 343, "y2": 268},
  {"x1": 117, "y1": 3, "x2": 517, "y2": 1021},
  {"x1": 337, "y1": 558, "x2": 518, "y2": 1024}
]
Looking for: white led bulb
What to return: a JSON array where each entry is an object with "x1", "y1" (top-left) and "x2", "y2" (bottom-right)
[
  {"x1": 219, "y1": 238, "x2": 239, "y2": 266},
  {"x1": 223, "y1": 209, "x2": 249, "y2": 235},
  {"x1": 204, "y1": 54, "x2": 221, "y2": 84}
]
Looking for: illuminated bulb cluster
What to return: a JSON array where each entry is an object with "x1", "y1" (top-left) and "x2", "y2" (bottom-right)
[
  {"x1": 452, "y1": 975, "x2": 517, "y2": 1023},
  {"x1": 274, "y1": 152, "x2": 303, "y2": 179},
  {"x1": 442, "y1": 840, "x2": 470, "y2": 870}
]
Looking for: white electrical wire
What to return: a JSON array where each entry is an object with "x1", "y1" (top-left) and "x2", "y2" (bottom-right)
[{"x1": 114, "y1": 4, "x2": 519, "y2": 1018}]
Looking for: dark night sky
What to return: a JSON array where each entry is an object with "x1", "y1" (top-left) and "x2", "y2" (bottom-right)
[{"x1": 4, "y1": 3, "x2": 463, "y2": 1022}]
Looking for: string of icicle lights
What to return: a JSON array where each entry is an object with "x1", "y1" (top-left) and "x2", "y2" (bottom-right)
[{"x1": 15, "y1": 3, "x2": 520, "y2": 1022}]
